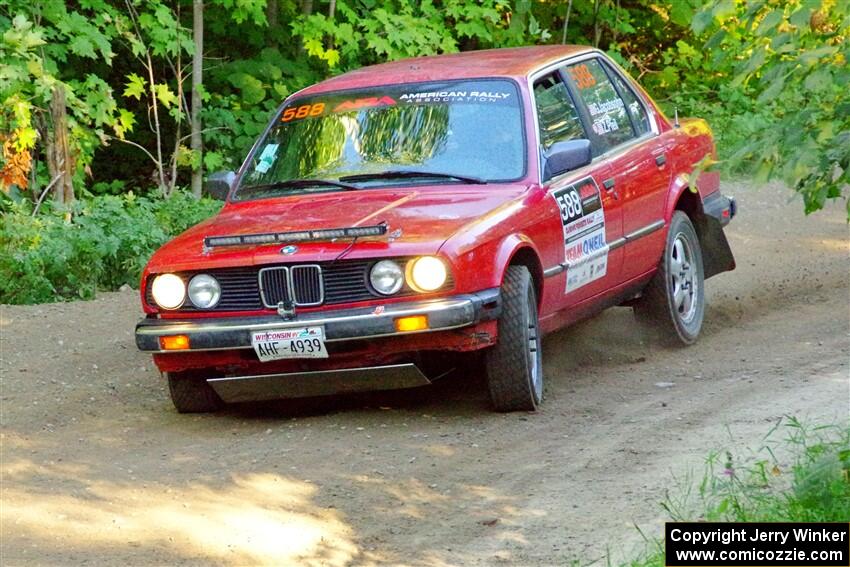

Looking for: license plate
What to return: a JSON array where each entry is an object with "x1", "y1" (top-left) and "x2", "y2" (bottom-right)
[{"x1": 251, "y1": 327, "x2": 328, "y2": 361}]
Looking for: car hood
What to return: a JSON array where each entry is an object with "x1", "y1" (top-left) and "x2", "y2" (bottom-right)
[{"x1": 146, "y1": 184, "x2": 530, "y2": 272}]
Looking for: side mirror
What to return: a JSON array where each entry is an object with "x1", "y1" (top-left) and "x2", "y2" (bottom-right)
[
  {"x1": 205, "y1": 171, "x2": 235, "y2": 200},
  {"x1": 543, "y1": 139, "x2": 592, "y2": 180}
]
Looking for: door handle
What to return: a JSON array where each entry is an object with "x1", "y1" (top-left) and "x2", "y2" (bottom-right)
[
  {"x1": 655, "y1": 154, "x2": 667, "y2": 167},
  {"x1": 602, "y1": 178, "x2": 618, "y2": 200}
]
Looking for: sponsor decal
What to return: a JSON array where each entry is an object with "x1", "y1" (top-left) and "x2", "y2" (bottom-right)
[
  {"x1": 333, "y1": 96, "x2": 396, "y2": 112},
  {"x1": 552, "y1": 177, "x2": 609, "y2": 293},
  {"x1": 592, "y1": 114, "x2": 620, "y2": 135},
  {"x1": 587, "y1": 97, "x2": 625, "y2": 116},
  {"x1": 399, "y1": 91, "x2": 512, "y2": 104},
  {"x1": 566, "y1": 252, "x2": 608, "y2": 293},
  {"x1": 255, "y1": 143, "x2": 279, "y2": 173},
  {"x1": 568, "y1": 63, "x2": 597, "y2": 90}
]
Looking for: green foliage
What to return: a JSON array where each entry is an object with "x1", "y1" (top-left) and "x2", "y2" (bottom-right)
[
  {"x1": 0, "y1": 1, "x2": 128, "y2": 173},
  {"x1": 0, "y1": 193, "x2": 221, "y2": 304},
  {"x1": 290, "y1": 0, "x2": 544, "y2": 70},
  {"x1": 691, "y1": 418, "x2": 850, "y2": 522},
  {"x1": 693, "y1": 0, "x2": 850, "y2": 216}
]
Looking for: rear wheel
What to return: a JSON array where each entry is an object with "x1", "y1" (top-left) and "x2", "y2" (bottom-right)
[
  {"x1": 634, "y1": 211, "x2": 705, "y2": 345},
  {"x1": 166, "y1": 369, "x2": 223, "y2": 413},
  {"x1": 485, "y1": 265, "x2": 543, "y2": 412}
]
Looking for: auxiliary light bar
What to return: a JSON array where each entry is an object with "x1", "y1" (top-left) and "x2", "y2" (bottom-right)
[{"x1": 204, "y1": 223, "x2": 388, "y2": 249}]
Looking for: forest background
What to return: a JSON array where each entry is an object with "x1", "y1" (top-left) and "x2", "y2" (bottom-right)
[{"x1": 1, "y1": 0, "x2": 847, "y2": 303}]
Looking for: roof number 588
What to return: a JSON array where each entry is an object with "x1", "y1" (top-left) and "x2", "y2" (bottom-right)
[
  {"x1": 569, "y1": 64, "x2": 597, "y2": 90},
  {"x1": 282, "y1": 103, "x2": 326, "y2": 122}
]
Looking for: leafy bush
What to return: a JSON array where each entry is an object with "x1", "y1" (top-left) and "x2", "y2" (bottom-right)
[
  {"x1": 692, "y1": 0, "x2": 850, "y2": 216},
  {"x1": 0, "y1": 193, "x2": 221, "y2": 304}
]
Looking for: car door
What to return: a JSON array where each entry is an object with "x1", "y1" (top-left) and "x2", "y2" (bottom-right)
[
  {"x1": 562, "y1": 57, "x2": 670, "y2": 281},
  {"x1": 531, "y1": 71, "x2": 624, "y2": 307}
]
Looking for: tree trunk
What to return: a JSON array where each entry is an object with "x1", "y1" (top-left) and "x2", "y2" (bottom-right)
[
  {"x1": 191, "y1": 0, "x2": 204, "y2": 198},
  {"x1": 266, "y1": 0, "x2": 278, "y2": 27},
  {"x1": 327, "y1": 0, "x2": 336, "y2": 49},
  {"x1": 48, "y1": 85, "x2": 74, "y2": 206},
  {"x1": 613, "y1": 0, "x2": 620, "y2": 45},
  {"x1": 298, "y1": 0, "x2": 313, "y2": 54},
  {"x1": 145, "y1": 53, "x2": 167, "y2": 194},
  {"x1": 561, "y1": 0, "x2": 573, "y2": 44},
  {"x1": 592, "y1": 0, "x2": 602, "y2": 48}
]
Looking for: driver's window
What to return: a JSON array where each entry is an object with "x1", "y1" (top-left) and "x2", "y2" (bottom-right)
[{"x1": 533, "y1": 73, "x2": 585, "y2": 151}]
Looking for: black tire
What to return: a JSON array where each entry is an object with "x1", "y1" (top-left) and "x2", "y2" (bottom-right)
[
  {"x1": 485, "y1": 265, "x2": 544, "y2": 412},
  {"x1": 166, "y1": 369, "x2": 223, "y2": 413},
  {"x1": 634, "y1": 211, "x2": 705, "y2": 345}
]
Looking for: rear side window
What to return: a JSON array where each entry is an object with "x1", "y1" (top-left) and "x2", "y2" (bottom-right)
[
  {"x1": 607, "y1": 66, "x2": 651, "y2": 136},
  {"x1": 566, "y1": 59, "x2": 634, "y2": 150},
  {"x1": 533, "y1": 73, "x2": 585, "y2": 150}
]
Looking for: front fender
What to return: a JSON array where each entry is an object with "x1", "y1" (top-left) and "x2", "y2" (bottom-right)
[
  {"x1": 446, "y1": 233, "x2": 541, "y2": 292},
  {"x1": 491, "y1": 234, "x2": 542, "y2": 289}
]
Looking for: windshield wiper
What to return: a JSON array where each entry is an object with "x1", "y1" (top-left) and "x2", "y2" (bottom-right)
[
  {"x1": 239, "y1": 178, "x2": 362, "y2": 195},
  {"x1": 338, "y1": 170, "x2": 486, "y2": 185}
]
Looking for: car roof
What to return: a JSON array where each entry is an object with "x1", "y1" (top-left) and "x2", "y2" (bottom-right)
[{"x1": 297, "y1": 45, "x2": 595, "y2": 96}]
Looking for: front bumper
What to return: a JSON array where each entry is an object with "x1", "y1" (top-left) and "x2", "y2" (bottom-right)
[{"x1": 136, "y1": 288, "x2": 501, "y2": 353}]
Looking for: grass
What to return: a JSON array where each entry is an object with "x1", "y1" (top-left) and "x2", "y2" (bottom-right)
[{"x1": 623, "y1": 417, "x2": 850, "y2": 567}]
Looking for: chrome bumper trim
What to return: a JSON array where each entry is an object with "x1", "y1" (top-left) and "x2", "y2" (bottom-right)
[{"x1": 136, "y1": 289, "x2": 501, "y2": 353}]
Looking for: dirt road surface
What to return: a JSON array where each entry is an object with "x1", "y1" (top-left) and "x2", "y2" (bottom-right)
[{"x1": 2, "y1": 181, "x2": 848, "y2": 566}]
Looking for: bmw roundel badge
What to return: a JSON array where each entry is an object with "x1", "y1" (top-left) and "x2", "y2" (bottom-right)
[{"x1": 280, "y1": 245, "x2": 298, "y2": 255}]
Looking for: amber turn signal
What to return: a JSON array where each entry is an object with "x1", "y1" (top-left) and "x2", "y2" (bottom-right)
[
  {"x1": 159, "y1": 334, "x2": 190, "y2": 350},
  {"x1": 394, "y1": 315, "x2": 429, "y2": 332}
]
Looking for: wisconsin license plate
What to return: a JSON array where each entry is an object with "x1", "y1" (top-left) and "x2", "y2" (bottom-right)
[{"x1": 251, "y1": 327, "x2": 328, "y2": 361}]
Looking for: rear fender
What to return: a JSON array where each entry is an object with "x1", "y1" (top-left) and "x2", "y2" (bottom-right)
[{"x1": 667, "y1": 180, "x2": 736, "y2": 279}]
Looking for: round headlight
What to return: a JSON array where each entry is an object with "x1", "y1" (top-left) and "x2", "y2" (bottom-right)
[
  {"x1": 188, "y1": 274, "x2": 221, "y2": 308},
  {"x1": 370, "y1": 260, "x2": 404, "y2": 295},
  {"x1": 408, "y1": 256, "x2": 447, "y2": 292},
  {"x1": 150, "y1": 273, "x2": 186, "y2": 309}
]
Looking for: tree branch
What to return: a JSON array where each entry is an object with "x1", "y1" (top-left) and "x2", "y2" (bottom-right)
[
  {"x1": 103, "y1": 134, "x2": 160, "y2": 167},
  {"x1": 32, "y1": 174, "x2": 63, "y2": 216}
]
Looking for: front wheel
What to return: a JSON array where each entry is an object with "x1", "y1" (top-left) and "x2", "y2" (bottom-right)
[
  {"x1": 634, "y1": 211, "x2": 705, "y2": 345},
  {"x1": 485, "y1": 265, "x2": 544, "y2": 412},
  {"x1": 166, "y1": 369, "x2": 223, "y2": 413}
]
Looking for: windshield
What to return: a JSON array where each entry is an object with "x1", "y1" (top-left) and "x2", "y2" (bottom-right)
[{"x1": 234, "y1": 79, "x2": 525, "y2": 200}]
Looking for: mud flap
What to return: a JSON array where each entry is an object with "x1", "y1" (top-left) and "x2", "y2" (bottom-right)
[{"x1": 694, "y1": 214, "x2": 736, "y2": 279}]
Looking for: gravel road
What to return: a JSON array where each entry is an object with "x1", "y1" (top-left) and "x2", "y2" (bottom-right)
[{"x1": 1, "y1": 181, "x2": 848, "y2": 566}]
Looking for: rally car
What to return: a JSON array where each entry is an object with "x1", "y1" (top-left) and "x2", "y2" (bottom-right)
[{"x1": 135, "y1": 45, "x2": 736, "y2": 413}]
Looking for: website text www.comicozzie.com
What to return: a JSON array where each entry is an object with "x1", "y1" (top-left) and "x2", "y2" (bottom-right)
[
  {"x1": 665, "y1": 523, "x2": 850, "y2": 567},
  {"x1": 672, "y1": 548, "x2": 844, "y2": 564}
]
